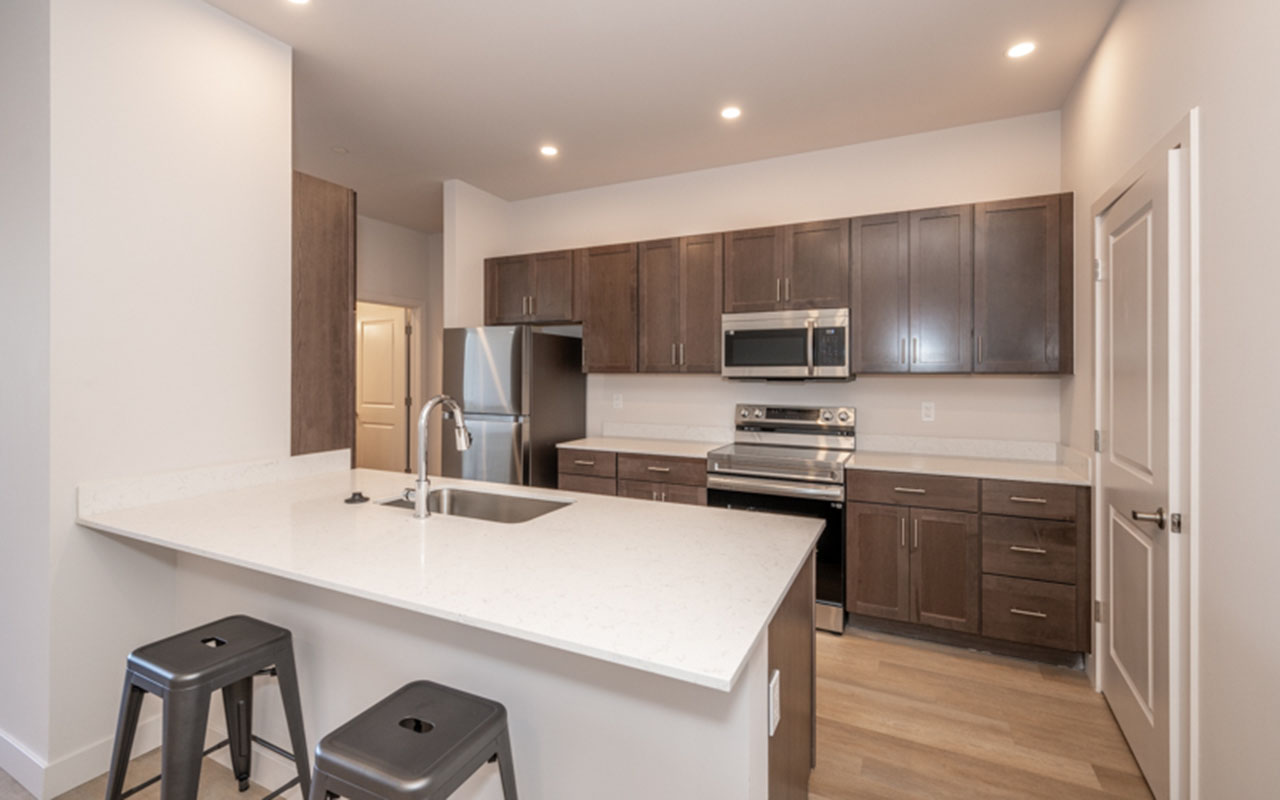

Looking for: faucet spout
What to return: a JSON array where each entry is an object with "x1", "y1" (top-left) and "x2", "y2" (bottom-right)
[{"x1": 414, "y1": 394, "x2": 471, "y2": 519}]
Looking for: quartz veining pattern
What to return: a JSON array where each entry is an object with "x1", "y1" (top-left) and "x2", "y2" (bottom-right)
[{"x1": 78, "y1": 468, "x2": 821, "y2": 691}]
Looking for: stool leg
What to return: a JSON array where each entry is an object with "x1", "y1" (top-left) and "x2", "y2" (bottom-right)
[
  {"x1": 273, "y1": 647, "x2": 312, "y2": 799},
  {"x1": 305, "y1": 772, "x2": 332, "y2": 800},
  {"x1": 494, "y1": 730, "x2": 518, "y2": 800},
  {"x1": 160, "y1": 688, "x2": 211, "y2": 800},
  {"x1": 104, "y1": 677, "x2": 146, "y2": 800},
  {"x1": 221, "y1": 677, "x2": 254, "y2": 791}
]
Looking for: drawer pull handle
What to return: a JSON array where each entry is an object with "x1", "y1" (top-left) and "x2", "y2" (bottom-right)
[
  {"x1": 573, "y1": 459, "x2": 596, "y2": 466},
  {"x1": 1010, "y1": 607, "x2": 1048, "y2": 619},
  {"x1": 1009, "y1": 545, "x2": 1048, "y2": 555},
  {"x1": 1010, "y1": 496, "x2": 1049, "y2": 504},
  {"x1": 646, "y1": 466, "x2": 672, "y2": 473},
  {"x1": 893, "y1": 487, "x2": 927, "y2": 495}
]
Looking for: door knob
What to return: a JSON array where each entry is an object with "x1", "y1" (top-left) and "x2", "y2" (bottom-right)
[{"x1": 1131, "y1": 507, "x2": 1166, "y2": 530}]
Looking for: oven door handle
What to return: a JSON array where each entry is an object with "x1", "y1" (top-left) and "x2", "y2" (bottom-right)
[{"x1": 707, "y1": 474, "x2": 844, "y2": 501}]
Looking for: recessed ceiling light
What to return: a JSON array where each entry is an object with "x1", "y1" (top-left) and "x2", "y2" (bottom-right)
[
  {"x1": 1006, "y1": 41, "x2": 1037, "y2": 58},
  {"x1": 287, "y1": 0, "x2": 310, "y2": 5},
  {"x1": 720, "y1": 106, "x2": 742, "y2": 120},
  {"x1": 540, "y1": 145, "x2": 559, "y2": 157}
]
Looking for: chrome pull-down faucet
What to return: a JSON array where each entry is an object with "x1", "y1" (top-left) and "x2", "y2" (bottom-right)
[{"x1": 414, "y1": 394, "x2": 472, "y2": 519}]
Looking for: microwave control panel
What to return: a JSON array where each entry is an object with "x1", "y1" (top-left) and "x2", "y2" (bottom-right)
[{"x1": 813, "y1": 327, "x2": 847, "y2": 366}]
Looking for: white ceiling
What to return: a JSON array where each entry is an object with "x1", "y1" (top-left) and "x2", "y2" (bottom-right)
[{"x1": 205, "y1": 0, "x2": 1119, "y2": 232}]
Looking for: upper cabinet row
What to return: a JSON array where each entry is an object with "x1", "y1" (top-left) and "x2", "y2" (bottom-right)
[{"x1": 483, "y1": 192, "x2": 1073, "y2": 375}]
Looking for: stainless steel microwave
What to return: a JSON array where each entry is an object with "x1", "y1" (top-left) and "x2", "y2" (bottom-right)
[{"x1": 721, "y1": 308, "x2": 850, "y2": 379}]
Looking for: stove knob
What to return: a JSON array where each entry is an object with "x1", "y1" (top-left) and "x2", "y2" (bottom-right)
[
  {"x1": 753, "y1": 408, "x2": 765, "y2": 419},
  {"x1": 820, "y1": 410, "x2": 834, "y2": 422},
  {"x1": 838, "y1": 410, "x2": 850, "y2": 423},
  {"x1": 739, "y1": 408, "x2": 750, "y2": 419}
]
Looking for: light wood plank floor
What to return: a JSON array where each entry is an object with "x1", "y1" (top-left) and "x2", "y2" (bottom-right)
[{"x1": 810, "y1": 628, "x2": 1153, "y2": 799}]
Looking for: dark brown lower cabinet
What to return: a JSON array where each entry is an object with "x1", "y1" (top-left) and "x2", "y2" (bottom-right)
[
  {"x1": 846, "y1": 503, "x2": 910, "y2": 621},
  {"x1": 910, "y1": 508, "x2": 981, "y2": 633},
  {"x1": 768, "y1": 550, "x2": 816, "y2": 800},
  {"x1": 557, "y1": 448, "x2": 706, "y2": 505}
]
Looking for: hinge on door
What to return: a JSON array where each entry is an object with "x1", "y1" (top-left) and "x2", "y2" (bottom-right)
[
  {"x1": 405, "y1": 397, "x2": 412, "y2": 407},
  {"x1": 1170, "y1": 513, "x2": 1182, "y2": 533},
  {"x1": 1094, "y1": 600, "x2": 1104, "y2": 622},
  {"x1": 405, "y1": 324, "x2": 413, "y2": 336},
  {"x1": 1094, "y1": 429, "x2": 1102, "y2": 452},
  {"x1": 1093, "y1": 258, "x2": 1104, "y2": 281}
]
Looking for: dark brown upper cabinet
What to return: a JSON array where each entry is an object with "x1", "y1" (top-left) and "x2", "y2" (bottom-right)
[
  {"x1": 484, "y1": 249, "x2": 577, "y2": 325},
  {"x1": 850, "y1": 213, "x2": 910, "y2": 373},
  {"x1": 638, "y1": 234, "x2": 723, "y2": 373},
  {"x1": 974, "y1": 193, "x2": 1073, "y2": 374},
  {"x1": 724, "y1": 220, "x2": 849, "y2": 312},
  {"x1": 580, "y1": 243, "x2": 638, "y2": 373},
  {"x1": 908, "y1": 205, "x2": 973, "y2": 373}
]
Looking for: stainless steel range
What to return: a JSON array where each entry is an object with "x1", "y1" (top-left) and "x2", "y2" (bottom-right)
[{"x1": 706, "y1": 404, "x2": 855, "y2": 633}]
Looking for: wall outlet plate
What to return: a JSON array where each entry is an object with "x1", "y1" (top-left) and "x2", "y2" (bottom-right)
[
  {"x1": 921, "y1": 401, "x2": 936, "y2": 422},
  {"x1": 768, "y1": 669, "x2": 781, "y2": 736},
  {"x1": 612, "y1": 393, "x2": 624, "y2": 409}
]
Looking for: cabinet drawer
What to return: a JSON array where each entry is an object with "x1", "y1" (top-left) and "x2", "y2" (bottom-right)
[
  {"x1": 557, "y1": 449, "x2": 617, "y2": 478},
  {"x1": 618, "y1": 480, "x2": 706, "y2": 506},
  {"x1": 617, "y1": 454, "x2": 706, "y2": 486},
  {"x1": 981, "y1": 575, "x2": 1078, "y2": 651},
  {"x1": 557, "y1": 473, "x2": 616, "y2": 496},
  {"x1": 982, "y1": 480, "x2": 1077, "y2": 521},
  {"x1": 846, "y1": 470, "x2": 979, "y2": 512},
  {"x1": 982, "y1": 515, "x2": 1077, "y2": 584}
]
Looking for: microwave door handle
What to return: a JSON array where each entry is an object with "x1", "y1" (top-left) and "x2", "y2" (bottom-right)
[{"x1": 806, "y1": 319, "x2": 815, "y2": 377}]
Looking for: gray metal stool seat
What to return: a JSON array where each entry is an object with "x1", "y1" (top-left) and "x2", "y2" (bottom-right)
[
  {"x1": 105, "y1": 615, "x2": 311, "y2": 800},
  {"x1": 309, "y1": 681, "x2": 517, "y2": 800}
]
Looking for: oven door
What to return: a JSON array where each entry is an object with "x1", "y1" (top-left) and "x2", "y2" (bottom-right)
[
  {"x1": 707, "y1": 482, "x2": 846, "y2": 633},
  {"x1": 721, "y1": 309, "x2": 849, "y2": 379}
]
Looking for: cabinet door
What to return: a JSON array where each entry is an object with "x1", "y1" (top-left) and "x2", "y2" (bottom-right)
[
  {"x1": 850, "y1": 213, "x2": 910, "y2": 373},
  {"x1": 909, "y1": 205, "x2": 973, "y2": 372},
  {"x1": 530, "y1": 250, "x2": 576, "y2": 323},
  {"x1": 637, "y1": 239, "x2": 682, "y2": 373},
  {"x1": 679, "y1": 233, "x2": 723, "y2": 372},
  {"x1": 485, "y1": 255, "x2": 533, "y2": 325},
  {"x1": 724, "y1": 226, "x2": 785, "y2": 312},
  {"x1": 784, "y1": 219, "x2": 849, "y2": 309},
  {"x1": 909, "y1": 508, "x2": 980, "y2": 633},
  {"x1": 846, "y1": 502, "x2": 910, "y2": 622},
  {"x1": 581, "y1": 243, "x2": 638, "y2": 372},
  {"x1": 974, "y1": 193, "x2": 1069, "y2": 373}
]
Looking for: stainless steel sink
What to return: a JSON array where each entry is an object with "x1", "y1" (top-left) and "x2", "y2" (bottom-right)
[{"x1": 380, "y1": 487, "x2": 570, "y2": 523}]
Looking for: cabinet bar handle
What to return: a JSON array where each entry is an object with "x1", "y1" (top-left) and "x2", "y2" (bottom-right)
[
  {"x1": 529, "y1": 295, "x2": 536, "y2": 315},
  {"x1": 661, "y1": 491, "x2": 667, "y2": 502},
  {"x1": 893, "y1": 487, "x2": 927, "y2": 494},
  {"x1": 679, "y1": 342, "x2": 685, "y2": 365},
  {"x1": 646, "y1": 466, "x2": 672, "y2": 473},
  {"x1": 1009, "y1": 545, "x2": 1048, "y2": 555},
  {"x1": 1010, "y1": 608, "x2": 1048, "y2": 619},
  {"x1": 573, "y1": 459, "x2": 595, "y2": 466},
  {"x1": 651, "y1": 489, "x2": 657, "y2": 501},
  {"x1": 900, "y1": 338, "x2": 907, "y2": 365},
  {"x1": 900, "y1": 518, "x2": 906, "y2": 548},
  {"x1": 912, "y1": 519, "x2": 919, "y2": 550},
  {"x1": 977, "y1": 335, "x2": 983, "y2": 364},
  {"x1": 1009, "y1": 496, "x2": 1049, "y2": 504},
  {"x1": 785, "y1": 278, "x2": 791, "y2": 301},
  {"x1": 671, "y1": 343, "x2": 677, "y2": 365},
  {"x1": 912, "y1": 337, "x2": 919, "y2": 363}
]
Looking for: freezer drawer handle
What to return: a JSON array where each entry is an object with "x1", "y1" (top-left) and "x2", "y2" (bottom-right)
[
  {"x1": 1009, "y1": 608, "x2": 1048, "y2": 619},
  {"x1": 646, "y1": 466, "x2": 672, "y2": 473},
  {"x1": 573, "y1": 459, "x2": 596, "y2": 466},
  {"x1": 893, "y1": 487, "x2": 927, "y2": 495},
  {"x1": 1009, "y1": 545, "x2": 1048, "y2": 555},
  {"x1": 1010, "y1": 496, "x2": 1049, "y2": 505}
]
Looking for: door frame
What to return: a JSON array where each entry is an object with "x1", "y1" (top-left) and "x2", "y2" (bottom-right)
[
  {"x1": 1090, "y1": 109, "x2": 1200, "y2": 800},
  {"x1": 355, "y1": 295, "x2": 425, "y2": 473}
]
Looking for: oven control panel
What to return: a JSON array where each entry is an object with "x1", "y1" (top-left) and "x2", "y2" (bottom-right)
[{"x1": 734, "y1": 404, "x2": 855, "y2": 429}]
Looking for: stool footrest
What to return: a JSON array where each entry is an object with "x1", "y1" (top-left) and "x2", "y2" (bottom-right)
[{"x1": 119, "y1": 736, "x2": 299, "y2": 800}]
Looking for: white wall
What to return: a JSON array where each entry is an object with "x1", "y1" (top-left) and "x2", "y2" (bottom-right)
[
  {"x1": 442, "y1": 179, "x2": 509, "y2": 328},
  {"x1": 0, "y1": 1, "x2": 53, "y2": 788},
  {"x1": 1061, "y1": 0, "x2": 1280, "y2": 796},
  {"x1": 356, "y1": 215, "x2": 443, "y2": 470},
  {"x1": 446, "y1": 112, "x2": 1067, "y2": 448},
  {"x1": 1, "y1": 1, "x2": 295, "y2": 796}
]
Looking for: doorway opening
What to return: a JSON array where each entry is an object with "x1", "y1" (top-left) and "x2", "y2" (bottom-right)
[{"x1": 355, "y1": 300, "x2": 420, "y2": 472}]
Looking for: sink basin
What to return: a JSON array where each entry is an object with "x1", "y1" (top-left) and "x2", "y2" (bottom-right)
[{"x1": 380, "y1": 487, "x2": 570, "y2": 524}]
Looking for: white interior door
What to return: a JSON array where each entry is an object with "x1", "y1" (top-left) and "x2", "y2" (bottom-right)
[
  {"x1": 1096, "y1": 150, "x2": 1176, "y2": 799},
  {"x1": 355, "y1": 301, "x2": 408, "y2": 472}
]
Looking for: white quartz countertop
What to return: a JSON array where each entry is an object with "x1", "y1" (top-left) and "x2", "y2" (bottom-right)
[
  {"x1": 78, "y1": 468, "x2": 821, "y2": 691},
  {"x1": 844, "y1": 452, "x2": 1090, "y2": 486},
  {"x1": 557, "y1": 437, "x2": 724, "y2": 459}
]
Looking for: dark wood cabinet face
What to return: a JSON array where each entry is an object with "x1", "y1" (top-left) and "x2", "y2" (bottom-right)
[
  {"x1": 851, "y1": 213, "x2": 910, "y2": 373},
  {"x1": 581, "y1": 243, "x2": 638, "y2": 372},
  {"x1": 485, "y1": 255, "x2": 533, "y2": 325},
  {"x1": 724, "y1": 226, "x2": 784, "y2": 312},
  {"x1": 910, "y1": 508, "x2": 980, "y2": 633},
  {"x1": 974, "y1": 194, "x2": 1067, "y2": 373},
  {"x1": 847, "y1": 503, "x2": 911, "y2": 622},
  {"x1": 785, "y1": 219, "x2": 849, "y2": 309},
  {"x1": 530, "y1": 250, "x2": 576, "y2": 322},
  {"x1": 909, "y1": 205, "x2": 973, "y2": 373},
  {"x1": 680, "y1": 234, "x2": 723, "y2": 372},
  {"x1": 637, "y1": 239, "x2": 682, "y2": 372}
]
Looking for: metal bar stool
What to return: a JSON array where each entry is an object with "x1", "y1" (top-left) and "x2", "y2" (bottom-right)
[
  {"x1": 104, "y1": 615, "x2": 312, "y2": 800},
  {"x1": 308, "y1": 681, "x2": 517, "y2": 800}
]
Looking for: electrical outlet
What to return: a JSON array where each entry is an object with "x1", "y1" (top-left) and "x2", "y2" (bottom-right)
[
  {"x1": 768, "y1": 669, "x2": 781, "y2": 736},
  {"x1": 612, "y1": 393, "x2": 624, "y2": 410},
  {"x1": 921, "y1": 401, "x2": 936, "y2": 422}
]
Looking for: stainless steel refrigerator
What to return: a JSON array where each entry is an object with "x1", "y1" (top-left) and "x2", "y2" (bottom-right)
[{"x1": 441, "y1": 326, "x2": 586, "y2": 487}]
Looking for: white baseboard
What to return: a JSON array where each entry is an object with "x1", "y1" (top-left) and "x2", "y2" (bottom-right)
[
  {"x1": 38, "y1": 714, "x2": 163, "y2": 800},
  {"x1": 0, "y1": 726, "x2": 47, "y2": 799}
]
